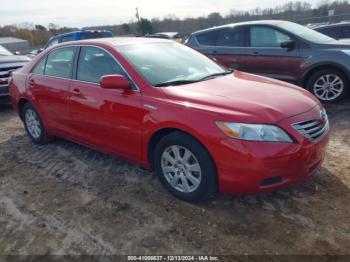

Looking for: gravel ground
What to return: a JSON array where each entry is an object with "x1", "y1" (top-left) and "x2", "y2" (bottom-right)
[{"x1": 0, "y1": 100, "x2": 349, "y2": 258}]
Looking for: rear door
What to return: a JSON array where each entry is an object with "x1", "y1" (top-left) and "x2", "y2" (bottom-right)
[
  {"x1": 69, "y1": 46, "x2": 143, "y2": 159},
  {"x1": 244, "y1": 25, "x2": 303, "y2": 82},
  {"x1": 29, "y1": 46, "x2": 77, "y2": 135},
  {"x1": 191, "y1": 27, "x2": 248, "y2": 71}
]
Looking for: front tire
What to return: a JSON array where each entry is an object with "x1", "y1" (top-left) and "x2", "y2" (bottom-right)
[
  {"x1": 154, "y1": 132, "x2": 217, "y2": 202},
  {"x1": 22, "y1": 103, "x2": 53, "y2": 144},
  {"x1": 306, "y1": 69, "x2": 348, "y2": 103}
]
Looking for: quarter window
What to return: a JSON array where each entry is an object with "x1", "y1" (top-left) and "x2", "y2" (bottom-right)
[
  {"x1": 45, "y1": 47, "x2": 76, "y2": 78},
  {"x1": 32, "y1": 58, "x2": 46, "y2": 75},
  {"x1": 77, "y1": 46, "x2": 125, "y2": 84},
  {"x1": 250, "y1": 26, "x2": 291, "y2": 48}
]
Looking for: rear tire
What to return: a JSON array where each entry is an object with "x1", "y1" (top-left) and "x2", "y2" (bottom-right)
[
  {"x1": 306, "y1": 69, "x2": 348, "y2": 103},
  {"x1": 22, "y1": 103, "x2": 53, "y2": 144},
  {"x1": 154, "y1": 131, "x2": 217, "y2": 202}
]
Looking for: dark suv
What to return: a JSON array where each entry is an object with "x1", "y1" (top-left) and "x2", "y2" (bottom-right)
[
  {"x1": 314, "y1": 22, "x2": 350, "y2": 40},
  {"x1": 187, "y1": 20, "x2": 350, "y2": 103}
]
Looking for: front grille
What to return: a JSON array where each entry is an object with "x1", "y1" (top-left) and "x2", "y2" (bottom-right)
[
  {"x1": 293, "y1": 119, "x2": 329, "y2": 142},
  {"x1": 0, "y1": 62, "x2": 26, "y2": 94}
]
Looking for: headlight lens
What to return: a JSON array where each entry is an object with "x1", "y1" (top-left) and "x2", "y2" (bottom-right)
[
  {"x1": 216, "y1": 122, "x2": 293, "y2": 143},
  {"x1": 341, "y1": 50, "x2": 350, "y2": 56}
]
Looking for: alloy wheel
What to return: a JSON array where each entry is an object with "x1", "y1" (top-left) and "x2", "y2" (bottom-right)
[
  {"x1": 25, "y1": 109, "x2": 42, "y2": 139},
  {"x1": 313, "y1": 74, "x2": 344, "y2": 101},
  {"x1": 161, "y1": 145, "x2": 202, "y2": 193}
]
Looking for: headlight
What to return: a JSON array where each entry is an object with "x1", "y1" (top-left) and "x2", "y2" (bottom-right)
[
  {"x1": 216, "y1": 122, "x2": 293, "y2": 143},
  {"x1": 341, "y1": 50, "x2": 350, "y2": 56}
]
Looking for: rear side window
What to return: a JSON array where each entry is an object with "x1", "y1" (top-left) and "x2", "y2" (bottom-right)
[
  {"x1": 32, "y1": 58, "x2": 46, "y2": 75},
  {"x1": 216, "y1": 27, "x2": 245, "y2": 47},
  {"x1": 341, "y1": 26, "x2": 350, "y2": 39},
  {"x1": 196, "y1": 31, "x2": 219, "y2": 46},
  {"x1": 60, "y1": 34, "x2": 75, "y2": 43},
  {"x1": 318, "y1": 27, "x2": 341, "y2": 39},
  {"x1": 45, "y1": 47, "x2": 76, "y2": 78},
  {"x1": 250, "y1": 26, "x2": 291, "y2": 48},
  {"x1": 77, "y1": 46, "x2": 125, "y2": 83},
  {"x1": 80, "y1": 31, "x2": 113, "y2": 40}
]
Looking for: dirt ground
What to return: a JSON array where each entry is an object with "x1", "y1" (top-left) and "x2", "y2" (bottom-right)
[{"x1": 0, "y1": 99, "x2": 349, "y2": 258}]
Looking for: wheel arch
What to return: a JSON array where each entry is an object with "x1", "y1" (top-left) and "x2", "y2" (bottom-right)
[
  {"x1": 302, "y1": 63, "x2": 350, "y2": 87},
  {"x1": 18, "y1": 97, "x2": 31, "y2": 120},
  {"x1": 147, "y1": 127, "x2": 217, "y2": 175}
]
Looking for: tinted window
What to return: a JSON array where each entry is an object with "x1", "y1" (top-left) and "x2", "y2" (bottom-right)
[
  {"x1": 80, "y1": 31, "x2": 113, "y2": 40},
  {"x1": 61, "y1": 34, "x2": 75, "y2": 43},
  {"x1": 216, "y1": 27, "x2": 245, "y2": 47},
  {"x1": 196, "y1": 31, "x2": 218, "y2": 46},
  {"x1": 45, "y1": 47, "x2": 76, "y2": 78},
  {"x1": 250, "y1": 26, "x2": 291, "y2": 47},
  {"x1": 77, "y1": 46, "x2": 124, "y2": 83},
  {"x1": 318, "y1": 27, "x2": 341, "y2": 39},
  {"x1": 32, "y1": 58, "x2": 46, "y2": 75},
  {"x1": 341, "y1": 26, "x2": 350, "y2": 38}
]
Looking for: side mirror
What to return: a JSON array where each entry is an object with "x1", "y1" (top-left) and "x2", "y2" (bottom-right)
[
  {"x1": 100, "y1": 74, "x2": 131, "y2": 90},
  {"x1": 37, "y1": 48, "x2": 44, "y2": 54},
  {"x1": 14, "y1": 51, "x2": 21, "y2": 55},
  {"x1": 281, "y1": 40, "x2": 295, "y2": 50}
]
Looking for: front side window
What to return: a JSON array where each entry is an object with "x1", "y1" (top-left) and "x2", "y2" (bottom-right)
[
  {"x1": 118, "y1": 42, "x2": 226, "y2": 86},
  {"x1": 216, "y1": 27, "x2": 245, "y2": 47},
  {"x1": 77, "y1": 46, "x2": 125, "y2": 83},
  {"x1": 250, "y1": 26, "x2": 291, "y2": 48},
  {"x1": 45, "y1": 47, "x2": 76, "y2": 78}
]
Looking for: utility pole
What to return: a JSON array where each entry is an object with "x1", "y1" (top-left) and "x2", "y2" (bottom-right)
[{"x1": 135, "y1": 8, "x2": 140, "y2": 22}]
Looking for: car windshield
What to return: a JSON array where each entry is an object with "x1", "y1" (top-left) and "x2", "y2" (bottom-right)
[
  {"x1": 118, "y1": 42, "x2": 226, "y2": 86},
  {"x1": 278, "y1": 21, "x2": 335, "y2": 44},
  {"x1": 0, "y1": 45, "x2": 13, "y2": 56}
]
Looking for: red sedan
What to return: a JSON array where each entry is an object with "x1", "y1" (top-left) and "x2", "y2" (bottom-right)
[{"x1": 9, "y1": 38, "x2": 329, "y2": 202}]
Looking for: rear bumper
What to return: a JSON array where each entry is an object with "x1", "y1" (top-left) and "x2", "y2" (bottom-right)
[{"x1": 212, "y1": 105, "x2": 330, "y2": 195}]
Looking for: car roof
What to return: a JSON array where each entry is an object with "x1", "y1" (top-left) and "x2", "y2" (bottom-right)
[
  {"x1": 55, "y1": 37, "x2": 172, "y2": 48},
  {"x1": 191, "y1": 20, "x2": 288, "y2": 35}
]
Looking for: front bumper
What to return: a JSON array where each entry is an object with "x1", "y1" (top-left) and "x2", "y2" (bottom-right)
[
  {"x1": 213, "y1": 105, "x2": 330, "y2": 195},
  {"x1": 0, "y1": 84, "x2": 10, "y2": 104}
]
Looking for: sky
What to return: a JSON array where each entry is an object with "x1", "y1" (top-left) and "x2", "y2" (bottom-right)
[{"x1": 1, "y1": 0, "x2": 320, "y2": 28}]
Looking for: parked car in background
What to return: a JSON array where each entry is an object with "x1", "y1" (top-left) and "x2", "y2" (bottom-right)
[
  {"x1": 314, "y1": 22, "x2": 350, "y2": 40},
  {"x1": 9, "y1": 38, "x2": 329, "y2": 201},
  {"x1": 145, "y1": 32, "x2": 183, "y2": 42},
  {"x1": 28, "y1": 29, "x2": 113, "y2": 57},
  {"x1": 187, "y1": 20, "x2": 350, "y2": 103},
  {"x1": 0, "y1": 45, "x2": 30, "y2": 104}
]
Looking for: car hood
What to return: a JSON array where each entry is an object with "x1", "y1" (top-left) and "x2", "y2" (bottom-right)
[
  {"x1": 161, "y1": 71, "x2": 319, "y2": 124},
  {"x1": 0, "y1": 55, "x2": 30, "y2": 63}
]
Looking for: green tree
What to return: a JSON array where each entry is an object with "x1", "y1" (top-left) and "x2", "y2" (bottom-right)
[{"x1": 137, "y1": 18, "x2": 153, "y2": 36}]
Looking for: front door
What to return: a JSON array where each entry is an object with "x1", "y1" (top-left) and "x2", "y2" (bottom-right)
[
  {"x1": 244, "y1": 25, "x2": 303, "y2": 82},
  {"x1": 69, "y1": 46, "x2": 143, "y2": 160}
]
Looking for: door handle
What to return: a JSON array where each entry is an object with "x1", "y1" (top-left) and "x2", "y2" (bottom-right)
[
  {"x1": 252, "y1": 51, "x2": 260, "y2": 55},
  {"x1": 71, "y1": 88, "x2": 81, "y2": 96}
]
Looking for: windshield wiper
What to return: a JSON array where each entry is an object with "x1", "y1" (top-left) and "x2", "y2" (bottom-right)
[
  {"x1": 154, "y1": 79, "x2": 199, "y2": 87},
  {"x1": 197, "y1": 70, "x2": 233, "y2": 82}
]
